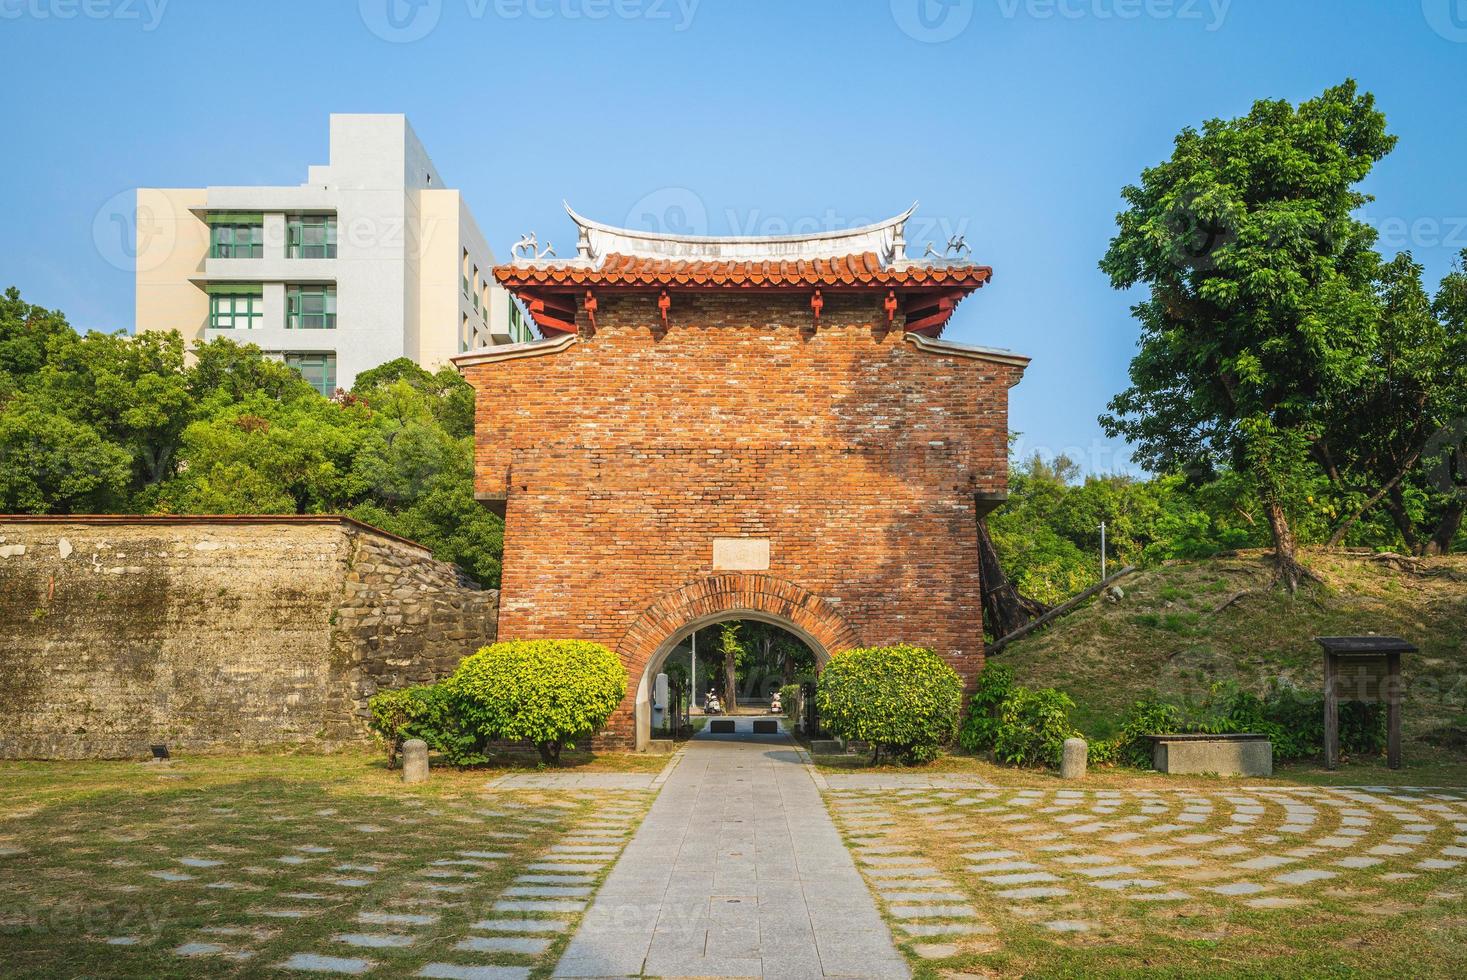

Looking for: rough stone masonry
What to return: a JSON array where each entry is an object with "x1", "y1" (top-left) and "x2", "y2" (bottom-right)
[{"x1": 0, "y1": 516, "x2": 496, "y2": 759}]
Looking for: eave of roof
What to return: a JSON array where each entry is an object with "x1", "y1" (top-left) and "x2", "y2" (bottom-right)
[{"x1": 493, "y1": 252, "x2": 993, "y2": 290}]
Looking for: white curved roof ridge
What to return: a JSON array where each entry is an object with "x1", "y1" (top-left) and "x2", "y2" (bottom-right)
[{"x1": 563, "y1": 201, "x2": 918, "y2": 265}]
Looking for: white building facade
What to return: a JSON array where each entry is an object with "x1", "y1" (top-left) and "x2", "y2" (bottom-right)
[{"x1": 135, "y1": 114, "x2": 532, "y2": 394}]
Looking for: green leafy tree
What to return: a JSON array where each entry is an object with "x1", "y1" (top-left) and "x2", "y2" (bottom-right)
[
  {"x1": 1100, "y1": 80, "x2": 1396, "y2": 588},
  {"x1": 0, "y1": 400, "x2": 132, "y2": 512},
  {"x1": 715, "y1": 622, "x2": 747, "y2": 711}
]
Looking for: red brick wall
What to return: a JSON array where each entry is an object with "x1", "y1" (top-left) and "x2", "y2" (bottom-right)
[{"x1": 461, "y1": 292, "x2": 1021, "y2": 746}]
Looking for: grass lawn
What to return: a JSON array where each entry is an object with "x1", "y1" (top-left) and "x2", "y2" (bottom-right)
[
  {"x1": 0, "y1": 750, "x2": 655, "y2": 978},
  {"x1": 827, "y1": 773, "x2": 1467, "y2": 978}
]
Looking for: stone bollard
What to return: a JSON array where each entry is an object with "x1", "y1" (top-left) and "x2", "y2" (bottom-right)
[
  {"x1": 402, "y1": 739, "x2": 429, "y2": 784},
  {"x1": 1060, "y1": 737, "x2": 1088, "y2": 780}
]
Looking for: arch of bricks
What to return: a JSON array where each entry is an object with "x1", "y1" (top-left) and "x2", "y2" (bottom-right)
[{"x1": 616, "y1": 573, "x2": 862, "y2": 688}]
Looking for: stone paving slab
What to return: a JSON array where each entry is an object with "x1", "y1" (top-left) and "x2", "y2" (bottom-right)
[{"x1": 551, "y1": 737, "x2": 909, "y2": 979}]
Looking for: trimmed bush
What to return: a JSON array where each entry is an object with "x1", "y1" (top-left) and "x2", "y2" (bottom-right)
[
  {"x1": 447, "y1": 639, "x2": 627, "y2": 765},
  {"x1": 367, "y1": 684, "x2": 483, "y2": 767},
  {"x1": 816, "y1": 644, "x2": 962, "y2": 765}
]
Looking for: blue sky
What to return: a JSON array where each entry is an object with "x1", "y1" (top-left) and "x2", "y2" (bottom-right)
[{"x1": 1, "y1": 0, "x2": 1464, "y2": 474}]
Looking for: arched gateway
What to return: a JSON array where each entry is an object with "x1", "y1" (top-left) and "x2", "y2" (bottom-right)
[
  {"x1": 454, "y1": 204, "x2": 1029, "y2": 748},
  {"x1": 620, "y1": 573, "x2": 859, "y2": 748}
]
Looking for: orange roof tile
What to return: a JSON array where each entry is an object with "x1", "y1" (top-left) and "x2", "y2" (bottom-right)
[{"x1": 494, "y1": 253, "x2": 992, "y2": 291}]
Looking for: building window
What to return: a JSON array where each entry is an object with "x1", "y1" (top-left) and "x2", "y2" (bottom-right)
[
  {"x1": 209, "y1": 221, "x2": 263, "y2": 258},
  {"x1": 284, "y1": 352, "x2": 336, "y2": 397},
  {"x1": 509, "y1": 300, "x2": 533, "y2": 343},
  {"x1": 286, "y1": 285, "x2": 336, "y2": 329},
  {"x1": 287, "y1": 214, "x2": 337, "y2": 258},
  {"x1": 462, "y1": 248, "x2": 470, "y2": 296},
  {"x1": 461, "y1": 313, "x2": 471, "y2": 353},
  {"x1": 208, "y1": 289, "x2": 263, "y2": 329}
]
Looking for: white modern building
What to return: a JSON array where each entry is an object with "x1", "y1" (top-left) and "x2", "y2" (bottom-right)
[{"x1": 135, "y1": 114, "x2": 532, "y2": 394}]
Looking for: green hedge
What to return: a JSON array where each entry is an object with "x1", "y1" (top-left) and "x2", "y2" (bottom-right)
[
  {"x1": 367, "y1": 639, "x2": 628, "y2": 767},
  {"x1": 448, "y1": 639, "x2": 627, "y2": 765},
  {"x1": 817, "y1": 644, "x2": 962, "y2": 764}
]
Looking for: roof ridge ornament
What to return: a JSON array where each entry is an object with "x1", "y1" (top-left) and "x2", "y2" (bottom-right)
[
  {"x1": 512, "y1": 232, "x2": 556, "y2": 262},
  {"x1": 922, "y1": 235, "x2": 972, "y2": 264},
  {"x1": 559, "y1": 201, "x2": 920, "y2": 266}
]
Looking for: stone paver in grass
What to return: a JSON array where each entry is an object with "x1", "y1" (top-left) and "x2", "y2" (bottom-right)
[
  {"x1": 334, "y1": 933, "x2": 417, "y2": 949},
  {"x1": 454, "y1": 935, "x2": 551, "y2": 954},
  {"x1": 827, "y1": 783, "x2": 1467, "y2": 975},
  {"x1": 416, "y1": 964, "x2": 530, "y2": 979},
  {"x1": 276, "y1": 952, "x2": 375, "y2": 973},
  {"x1": 469, "y1": 918, "x2": 571, "y2": 933}
]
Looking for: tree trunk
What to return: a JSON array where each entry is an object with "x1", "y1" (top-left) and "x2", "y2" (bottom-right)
[
  {"x1": 781, "y1": 647, "x2": 793, "y2": 686},
  {"x1": 1426, "y1": 499, "x2": 1464, "y2": 556},
  {"x1": 723, "y1": 650, "x2": 738, "y2": 713},
  {"x1": 1383, "y1": 487, "x2": 1422, "y2": 556},
  {"x1": 1325, "y1": 450, "x2": 1423, "y2": 548},
  {"x1": 537, "y1": 740, "x2": 562, "y2": 766},
  {"x1": 977, "y1": 517, "x2": 1049, "y2": 638},
  {"x1": 1263, "y1": 496, "x2": 1309, "y2": 592}
]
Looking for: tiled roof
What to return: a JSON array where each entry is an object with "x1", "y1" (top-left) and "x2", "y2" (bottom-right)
[{"x1": 494, "y1": 253, "x2": 993, "y2": 290}]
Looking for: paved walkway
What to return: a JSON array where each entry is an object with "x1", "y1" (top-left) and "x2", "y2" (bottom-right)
[{"x1": 551, "y1": 734, "x2": 910, "y2": 979}]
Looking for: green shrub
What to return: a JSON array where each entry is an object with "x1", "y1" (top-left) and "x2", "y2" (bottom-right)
[
  {"x1": 959, "y1": 664, "x2": 1079, "y2": 768},
  {"x1": 816, "y1": 644, "x2": 962, "y2": 765},
  {"x1": 1099, "y1": 685, "x2": 1387, "y2": 767},
  {"x1": 1104, "y1": 698, "x2": 1190, "y2": 768},
  {"x1": 992, "y1": 686, "x2": 1080, "y2": 767},
  {"x1": 366, "y1": 684, "x2": 483, "y2": 767},
  {"x1": 957, "y1": 663, "x2": 1015, "y2": 753},
  {"x1": 779, "y1": 683, "x2": 802, "y2": 726},
  {"x1": 447, "y1": 639, "x2": 627, "y2": 765}
]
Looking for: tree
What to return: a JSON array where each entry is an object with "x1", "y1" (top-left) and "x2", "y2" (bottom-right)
[
  {"x1": 1315, "y1": 252, "x2": 1467, "y2": 551},
  {"x1": 1100, "y1": 80, "x2": 1396, "y2": 589},
  {"x1": 715, "y1": 622, "x2": 746, "y2": 711}
]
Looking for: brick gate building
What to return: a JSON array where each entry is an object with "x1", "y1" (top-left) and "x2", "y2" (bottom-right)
[{"x1": 454, "y1": 204, "x2": 1028, "y2": 748}]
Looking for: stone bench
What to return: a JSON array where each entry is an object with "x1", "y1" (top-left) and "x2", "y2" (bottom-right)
[{"x1": 1151, "y1": 734, "x2": 1273, "y2": 776}]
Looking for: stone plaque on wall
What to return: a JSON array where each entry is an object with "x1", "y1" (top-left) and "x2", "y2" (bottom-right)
[{"x1": 712, "y1": 538, "x2": 770, "y2": 571}]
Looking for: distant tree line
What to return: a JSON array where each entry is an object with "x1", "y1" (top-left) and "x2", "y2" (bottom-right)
[{"x1": 0, "y1": 286, "x2": 502, "y2": 585}]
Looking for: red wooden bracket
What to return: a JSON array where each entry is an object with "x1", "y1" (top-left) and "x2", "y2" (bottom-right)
[
  {"x1": 811, "y1": 288, "x2": 824, "y2": 328},
  {"x1": 525, "y1": 293, "x2": 577, "y2": 335},
  {"x1": 583, "y1": 290, "x2": 598, "y2": 333},
  {"x1": 657, "y1": 289, "x2": 671, "y2": 328},
  {"x1": 884, "y1": 289, "x2": 898, "y2": 325}
]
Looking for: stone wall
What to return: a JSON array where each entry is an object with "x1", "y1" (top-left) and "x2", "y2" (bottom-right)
[
  {"x1": 0, "y1": 516, "x2": 497, "y2": 759},
  {"x1": 460, "y1": 292, "x2": 1023, "y2": 746}
]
